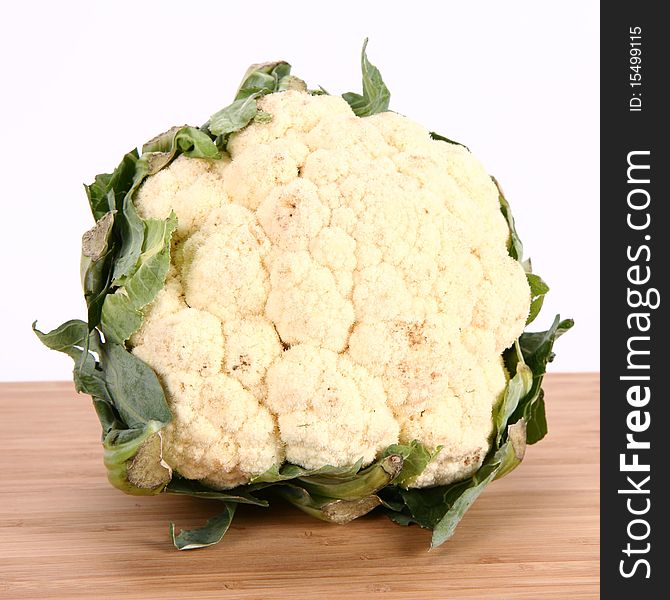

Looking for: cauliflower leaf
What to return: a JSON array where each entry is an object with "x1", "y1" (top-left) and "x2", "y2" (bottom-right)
[{"x1": 342, "y1": 38, "x2": 390, "y2": 116}]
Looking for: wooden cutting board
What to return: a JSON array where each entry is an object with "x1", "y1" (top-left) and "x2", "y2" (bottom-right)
[{"x1": 0, "y1": 374, "x2": 599, "y2": 599}]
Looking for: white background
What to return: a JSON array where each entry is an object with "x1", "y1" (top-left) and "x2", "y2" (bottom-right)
[{"x1": 0, "y1": 0, "x2": 599, "y2": 381}]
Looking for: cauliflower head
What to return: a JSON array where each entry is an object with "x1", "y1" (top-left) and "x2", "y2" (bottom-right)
[{"x1": 129, "y1": 89, "x2": 530, "y2": 490}]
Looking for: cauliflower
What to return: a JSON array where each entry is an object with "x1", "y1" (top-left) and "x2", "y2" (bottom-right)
[
  {"x1": 35, "y1": 44, "x2": 571, "y2": 550},
  {"x1": 130, "y1": 89, "x2": 529, "y2": 489}
]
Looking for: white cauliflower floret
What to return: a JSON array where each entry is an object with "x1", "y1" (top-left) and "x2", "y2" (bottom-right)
[
  {"x1": 257, "y1": 178, "x2": 330, "y2": 252},
  {"x1": 265, "y1": 345, "x2": 399, "y2": 468},
  {"x1": 130, "y1": 90, "x2": 530, "y2": 489},
  {"x1": 132, "y1": 307, "x2": 224, "y2": 379},
  {"x1": 179, "y1": 204, "x2": 271, "y2": 322},
  {"x1": 161, "y1": 373, "x2": 283, "y2": 489},
  {"x1": 397, "y1": 355, "x2": 509, "y2": 487},
  {"x1": 223, "y1": 317, "x2": 283, "y2": 399},
  {"x1": 222, "y1": 138, "x2": 308, "y2": 210},
  {"x1": 135, "y1": 155, "x2": 230, "y2": 240},
  {"x1": 266, "y1": 251, "x2": 354, "y2": 353}
]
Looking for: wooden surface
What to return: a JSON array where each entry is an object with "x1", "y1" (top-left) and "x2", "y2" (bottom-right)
[{"x1": 0, "y1": 374, "x2": 599, "y2": 599}]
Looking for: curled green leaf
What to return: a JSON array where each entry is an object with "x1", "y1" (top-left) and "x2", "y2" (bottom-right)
[
  {"x1": 526, "y1": 273, "x2": 550, "y2": 325},
  {"x1": 100, "y1": 212, "x2": 177, "y2": 344},
  {"x1": 171, "y1": 503, "x2": 237, "y2": 550},
  {"x1": 167, "y1": 477, "x2": 269, "y2": 507},
  {"x1": 494, "y1": 176, "x2": 524, "y2": 263},
  {"x1": 33, "y1": 319, "x2": 173, "y2": 494},
  {"x1": 382, "y1": 440, "x2": 441, "y2": 489},
  {"x1": 429, "y1": 131, "x2": 470, "y2": 151},
  {"x1": 429, "y1": 441, "x2": 515, "y2": 549},
  {"x1": 104, "y1": 421, "x2": 170, "y2": 495},
  {"x1": 494, "y1": 362, "x2": 533, "y2": 446},
  {"x1": 143, "y1": 125, "x2": 219, "y2": 158},
  {"x1": 250, "y1": 459, "x2": 364, "y2": 486},
  {"x1": 276, "y1": 485, "x2": 382, "y2": 524},
  {"x1": 84, "y1": 150, "x2": 139, "y2": 222},
  {"x1": 201, "y1": 62, "x2": 295, "y2": 148},
  {"x1": 235, "y1": 61, "x2": 292, "y2": 99},
  {"x1": 81, "y1": 212, "x2": 117, "y2": 331},
  {"x1": 342, "y1": 38, "x2": 390, "y2": 117},
  {"x1": 298, "y1": 454, "x2": 403, "y2": 501},
  {"x1": 495, "y1": 419, "x2": 527, "y2": 480},
  {"x1": 208, "y1": 94, "x2": 262, "y2": 138},
  {"x1": 32, "y1": 320, "x2": 106, "y2": 396}
]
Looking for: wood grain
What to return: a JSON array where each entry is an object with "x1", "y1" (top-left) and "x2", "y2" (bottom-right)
[{"x1": 0, "y1": 374, "x2": 599, "y2": 599}]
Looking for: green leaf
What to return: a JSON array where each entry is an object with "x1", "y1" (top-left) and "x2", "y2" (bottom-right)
[
  {"x1": 82, "y1": 150, "x2": 149, "y2": 331},
  {"x1": 377, "y1": 490, "x2": 406, "y2": 513},
  {"x1": 430, "y1": 440, "x2": 519, "y2": 548},
  {"x1": 103, "y1": 420, "x2": 171, "y2": 495},
  {"x1": 398, "y1": 484, "x2": 462, "y2": 530},
  {"x1": 100, "y1": 213, "x2": 177, "y2": 344},
  {"x1": 494, "y1": 362, "x2": 533, "y2": 446},
  {"x1": 136, "y1": 126, "x2": 220, "y2": 180},
  {"x1": 200, "y1": 62, "x2": 296, "y2": 148},
  {"x1": 525, "y1": 390, "x2": 548, "y2": 444},
  {"x1": 297, "y1": 455, "x2": 403, "y2": 501},
  {"x1": 386, "y1": 511, "x2": 418, "y2": 527},
  {"x1": 342, "y1": 38, "x2": 391, "y2": 117},
  {"x1": 382, "y1": 440, "x2": 441, "y2": 488},
  {"x1": 429, "y1": 131, "x2": 470, "y2": 151},
  {"x1": 166, "y1": 477, "x2": 269, "y2": 507},
  {"x1": 93, "y1": 399, "x2": 122, "y2": 437},
  {"x1": 250, "y1": 459, "x2": 364, "y2": 485},
  {"x1": 208, "y1": 94, "x2": 262, "y2": 137},
  {"x1": 98, "y1": 341, "x2": 171, "y2": 428},
  {"x1": 170, "y1": 503, "x2": 237, "y2": 550},
  {"x1": 494, "y1": 419, "x2": 527, "y2": 480},
  {"x1": 235, "y1": 61, "x2": 293, "y2": 100},
  {"x1": 506, "y1": 315, "x2": 575, "y2": 444},
  {"x1": 526, "y1": 273, "x2": 550, "y2": 325},
  {"x1": 109, "y1": 182, "x2": 146, "y2": 285},
  {"x1": 518, "y1": 316, "x2": 574, "y2": 371},
  {"x1": 33, "y1": 318, "x2": 173, "y2": 494},
  {"x1": 274, "y1": 485, "x2": 382, "y2": 524},
  {"x1": 33, "y1": 318, "x2": 170, "y2": 428},
  {"x1": 143, "y1": 125, "x2": 219, "y2": 159},
  {"x1": 494, "y1": 176, "x2": 524, "y2": 262},
  {"x1": 32, "y1": 320, "x2": 111, "y2": 403},
  {"x1": 84, "y1": 150, "x2": 139, "y2": 221},
  {"x1": 80, "y1": 212, "x2": 116, "y2": 329}
]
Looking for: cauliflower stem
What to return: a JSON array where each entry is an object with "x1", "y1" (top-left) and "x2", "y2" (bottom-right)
[{"x1": 34, "y1": 41, "x2": 572, "y2": 551}]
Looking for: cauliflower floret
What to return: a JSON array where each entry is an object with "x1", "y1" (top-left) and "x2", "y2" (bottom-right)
[
  {"x1": 223, "y1": 317, "x2": 283, "y2": 399},
  {"x1": 135, "y1": 154, "x2": 230, "y2": 239},
  {"x1": 265, "y1": 345, "x2": 399, "y2": 468},
  {"x1": 179, "y1": 204, "x2": 271, "y2": 322},
  {"x1": 161, "y1": 373, "x2": 283, "y2": 489},
  {"x1": 257, "y1": 178, "x2": 330, "y2": 252},
  {"x1": 132, "y1": 307, "x2": 224, "y2": 380},
  {"x1": 131, "y1": 90, "x2": 530, "y2": 490},
  {"x1": 265, "y1": 251, "x2": 354, "y2": 353},
  {"x1": 401, "y1": 357, "x2": 509, "y2": 486},
  {"x1": 222, "y1": 138, "x2": 308, "y2": 210}
]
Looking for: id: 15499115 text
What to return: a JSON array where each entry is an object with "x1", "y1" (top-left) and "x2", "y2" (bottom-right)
[{"x1": 629, "y1": 26, "x2": 642, "y2": 112}]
